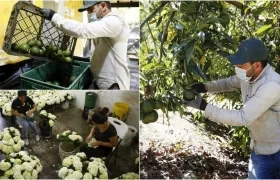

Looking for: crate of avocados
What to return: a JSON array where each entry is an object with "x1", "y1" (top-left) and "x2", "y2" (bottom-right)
[
  {"x1": 2, "y1": 1, "x2": 77, "y2": 64},
  {"x1": 20, "y1": 60, "x2": 92, "y2": 90}
]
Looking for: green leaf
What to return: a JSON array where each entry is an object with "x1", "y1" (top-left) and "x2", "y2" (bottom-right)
[
  {"x1": 217, "y1": 50, "x2": 231, "y2": 57},
  {"x1": 180, "y1": 2, "x2": 196, "y2": 14},
  {"x1": 185, "y1": 39, "x2": 196, "y2": 65},
  {"x1": 198, "y1": 23, "x2": 209, "y2": 31},
  {"x1": 156, "y1": 16, "x2": 162, "y2": 27},
  {"x1": 173, "y1": 40, "x2": 188, "y2": 57},
  {"x1": 189, "y1": 61, "x2": 207, "y2": 82},
  {"x1": 175, "y1": 22, "x2": 184, "y2": 30},
  {"x1": 255, "y1": 24, "x2": 272, "y2": 35}
]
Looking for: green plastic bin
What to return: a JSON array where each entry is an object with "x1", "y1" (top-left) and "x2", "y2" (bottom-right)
[
  {"x1": 20, "y1": 61, "x2": 91, "y2": 89},
  {"x1": 85, "y1": 92, "x2": 97, "y2": 108}
]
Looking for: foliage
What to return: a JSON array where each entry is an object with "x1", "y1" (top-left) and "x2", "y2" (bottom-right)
[{"x1": 140, "y1": 0, "x2": 280, "y2": 157}]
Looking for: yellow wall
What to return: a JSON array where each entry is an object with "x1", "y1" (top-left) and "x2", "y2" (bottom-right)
[
  {"x1": 0, "y1": 0, "x2": 83, "y2": 57},
  {"x1": 0, "y1": 0, "x2": 43, "y2": 48},
  {"x1": 64, "y1": 0, "x2": 84, "y2": 57}
]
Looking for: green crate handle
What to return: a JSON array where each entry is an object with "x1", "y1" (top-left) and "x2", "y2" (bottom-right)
[{"x1": 32, "y1": 85, "x2": 47, "y2": 89}]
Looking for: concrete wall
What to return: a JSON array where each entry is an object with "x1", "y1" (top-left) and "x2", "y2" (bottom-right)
[{"x1": 72, "y1": 90, "x2": 139, "y2": 131}]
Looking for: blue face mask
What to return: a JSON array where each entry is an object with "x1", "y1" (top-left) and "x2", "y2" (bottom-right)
[{"x1": 88, "y1": 13, "x2": 97, "y2": 23}]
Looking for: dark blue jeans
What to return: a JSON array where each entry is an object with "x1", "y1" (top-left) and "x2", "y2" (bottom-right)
[{"x1": 248, "y1": 150, "x2": 280, "y2": 179}]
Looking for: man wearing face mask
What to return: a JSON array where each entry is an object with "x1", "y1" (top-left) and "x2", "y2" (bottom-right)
[
  {"x1": 39, "y1": 0, "x2": 130, "y2": 90},
  {"x1": 184, "y1": 38, "x2": 280, "y2": 179}
]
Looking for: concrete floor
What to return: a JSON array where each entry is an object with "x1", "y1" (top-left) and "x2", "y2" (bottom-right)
[{"x1": 0, "y1": 105, "x2": 139, "y2": 179}]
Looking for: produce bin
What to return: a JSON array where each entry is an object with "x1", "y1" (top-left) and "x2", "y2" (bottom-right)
[{"x1": 20, "y1": 60, "x2": 91, "y2": 89}]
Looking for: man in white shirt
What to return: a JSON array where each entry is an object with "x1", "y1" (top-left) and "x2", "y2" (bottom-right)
[
  {"x1": 185, "y1": 38, "x2": 280, "y2": 179},
  {"x1": 40, "y1": 0, "x2": 131, "y2": 90}
]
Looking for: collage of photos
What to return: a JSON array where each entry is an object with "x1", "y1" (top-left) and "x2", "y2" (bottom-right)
[{"x1": 0, "y1": 0, "x2": 280, "y2": 179}]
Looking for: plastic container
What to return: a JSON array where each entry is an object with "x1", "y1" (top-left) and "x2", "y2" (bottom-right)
[
  {"x1": 2, "y1": 1, "x2": 77, "y2": 63},
  {"x1": 61, "y1": 101, "x2": 69, "y2": 109},
  {"x1": 120, "y1": 125, "x2": 138, "y2": 147},
  {"x1": 85, "y1": 92, "x2": 98, "y2": 108},
  {"x1": 20, "y1": 60, "x2": 91, "y2": 89},
  {"x1": 59, "y1": 142, "x2": 79, "y2": 162},
  {"x1": 113, "y1": 102, "x2": 130, "y2": 121}
]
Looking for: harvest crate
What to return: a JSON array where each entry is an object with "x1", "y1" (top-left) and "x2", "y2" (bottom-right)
[
  {"x1": 20, "y1": 61, "x2": 92, "y2": 90},
  {"x1": 2, "y1": 1, "x2": 77, "y2": 63}
]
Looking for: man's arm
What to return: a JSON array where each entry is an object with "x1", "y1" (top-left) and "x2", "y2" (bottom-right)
[
  {"x1": 205, "y1": 75, "x2": 241, "y2": 93},
  {"x1": 51, "y1": 13, "x2": 124, "y2": 39},
  {"x1": 205, "y1": 82, "x2": 280, "y2": 126}
]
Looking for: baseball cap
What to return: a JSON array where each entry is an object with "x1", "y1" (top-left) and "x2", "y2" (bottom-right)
[
  {"x1": 226, "y1": 38, "x2": 268, "y2": 65},
  {"x1": 78, "y1": 0, "x2": 103, "y2": 12}
]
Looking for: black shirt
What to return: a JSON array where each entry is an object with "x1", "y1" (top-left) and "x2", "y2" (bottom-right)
[
  {"x1": 94, "y1": 123, "x2": 117, "y2": 153},
  {"x1": 11, "y1": 96, "x2": 35, "y2": 115}
]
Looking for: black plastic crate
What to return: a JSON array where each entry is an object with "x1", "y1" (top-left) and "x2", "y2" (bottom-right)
[{"x1": 2, "y1": 1, "x2": 77, "y2": 63}]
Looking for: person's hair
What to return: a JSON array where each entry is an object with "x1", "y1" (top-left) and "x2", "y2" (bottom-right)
[
  {"x1": 101, "y1": 107, "x2": 109, "y2": 115},
  {"x1": 92, "y1": 111, "x2": 108, "y2": 124},
  {"x1": 249, "y1": 59, "x2": 268, "y2": 68},
  {"x1": 18, "y1": 90, "x2": 27, "y2": 97}
]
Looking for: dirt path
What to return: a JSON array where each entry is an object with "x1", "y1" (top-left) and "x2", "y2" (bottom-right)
[{"x1": 140, "y1": 110, "x2": 248, "y2": 179}]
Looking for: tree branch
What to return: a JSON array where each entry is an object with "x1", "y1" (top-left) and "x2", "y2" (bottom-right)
[
  {"x1": 140, "y1": 1, "x2": 170, "y2": 29},
  {"x1": 147, "y1": 23, "x2": 158, "y2": 56},
  {"x1": 159, "y1": 11, "x2": 176, "y2": 63}
]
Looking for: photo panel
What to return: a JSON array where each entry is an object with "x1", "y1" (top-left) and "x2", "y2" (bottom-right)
[
  {"x1": 0, "y1": 89, "x2": 139, "y2": 179},
  {"x1": 140, "y1": 0, "x2": 280, "y2": 179}
]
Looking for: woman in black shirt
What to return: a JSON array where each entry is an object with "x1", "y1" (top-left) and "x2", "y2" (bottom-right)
[
  {"x1": 80, "y1": 111, "x2": 118, "y2": 158},
  {"x1": 11, "y1": 90, "x2": 40, "y2": 146}
]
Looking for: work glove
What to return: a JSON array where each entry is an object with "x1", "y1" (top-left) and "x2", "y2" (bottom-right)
[
  {"x1": 184, "y1": 93, "x2": 208, "y2": 111},
  {"x1": 191, "y1": 82, "x2": 207, "y2": 93},
  {"x1": 37, "y1": 8, "x2": 56, "y2": 21}
]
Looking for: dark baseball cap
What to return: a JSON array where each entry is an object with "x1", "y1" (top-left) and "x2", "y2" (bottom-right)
[
  {"x1": 78, "y1": 0, "x2": 103, "y2": 12},
  {"x1": 226, "y1": 38, "x2": 268, "y2": 65}
]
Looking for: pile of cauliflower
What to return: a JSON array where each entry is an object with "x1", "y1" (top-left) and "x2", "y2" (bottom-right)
[
  {"x1": 39, "y1": 110, "x2": 57, "y2": 128},
  {"x1": 56, "y1": 130, "x2": 83, "y2": 144},
  {"x1": 114, "y1": 172, "x2": 139, "y2": 179},
  {"x1": 87, "y1": 137, "x2": 98, "y2": 148},
  {"x1": 0, "y1": 127, "x2": 24, "y2": 154},
  {"x1": 0, "y1": 151, "x2": 42, "y2": 179},
  {"x1": 58, "y1": 152, "x2": 108, "y2": 179},
  {"x1": 0, "y1": 90, "x2": 75, "y2": 115}
]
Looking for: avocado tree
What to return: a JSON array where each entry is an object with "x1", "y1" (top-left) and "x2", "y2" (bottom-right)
[{"x1": 140, "y1": 0, "x2": 280, "y2": 157}]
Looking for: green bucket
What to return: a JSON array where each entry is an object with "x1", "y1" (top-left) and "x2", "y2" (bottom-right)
[{"x1": 85, "y1": 92, "x2": 97, "y2": 108}]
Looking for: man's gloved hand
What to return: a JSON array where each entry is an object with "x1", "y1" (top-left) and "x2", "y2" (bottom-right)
[
  {"x1": 191, "y1": 82, "x2": 207, "y2": 93},
  {"x1": 38, "y1": 9, "x2": 56, "y2": 21},
  {"x1": 184, "y1": 93, "x2": 208, "y2": 111}
]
